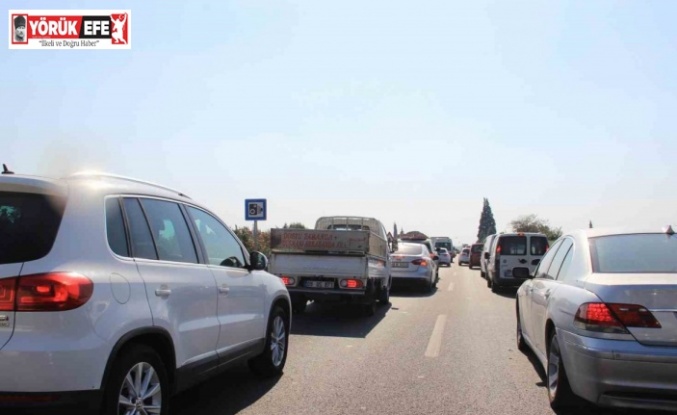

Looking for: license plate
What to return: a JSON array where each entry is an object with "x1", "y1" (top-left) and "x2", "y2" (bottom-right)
[
  {"x1": 304, "y1": 280, "x2": 334, "y2": 289},
  {"x1": 392, "y1": 262, "x2": 409, "y2": 268}
]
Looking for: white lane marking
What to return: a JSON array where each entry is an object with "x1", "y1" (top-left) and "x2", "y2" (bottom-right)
[
  {"x1": 447, "y1": 282, "x2": 455, "y2": 291},
  {"x1": 425, "y1": 314, "x2": 447, "y2": 358}
]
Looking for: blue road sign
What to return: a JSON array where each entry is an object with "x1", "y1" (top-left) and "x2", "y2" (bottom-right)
[{"x1": 245, "y1": 199, "x2": 267, "y2": 221}]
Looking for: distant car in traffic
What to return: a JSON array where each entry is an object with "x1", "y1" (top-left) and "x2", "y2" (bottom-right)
[
  {"x1": 469, "y1": 243, "x2": 483, "y2": 269},
  {"x1": 486, "y1": 232, "x2": 549, "y2": 292},
  {"x1": 480, "y1": 234, "x2": 497, "y2": 279},
  {"x1": 398, "y1": 236, "x2": 439, "y2": 281},
  {"x1": 516, "y1": 227, "x2": 677, "y2": 411},
  {"x1": 458, "y1": 248, "x2": 470, "y2": 265},
  {"x1": 436, "y1": 247, "x2": 452, "y2": 267},
  {"x1": 391, "y1": 242, "x2": 438, "y2": 292}
]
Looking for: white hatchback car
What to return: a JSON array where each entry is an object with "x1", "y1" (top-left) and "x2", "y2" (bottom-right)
[
  {"x1": 458, "y1": 248, "x2": 470, "y2": 265},
  {"x1": 435, "y1": 247, "x2": 452, "y2": 267},
  {"x1": 0, "y1": 171, "x2": 291, "y2": 414}
]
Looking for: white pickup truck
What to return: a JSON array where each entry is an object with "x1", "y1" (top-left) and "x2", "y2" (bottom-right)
[{"x1": 268, "y1": 216, "x2": 395, "y2": 316}]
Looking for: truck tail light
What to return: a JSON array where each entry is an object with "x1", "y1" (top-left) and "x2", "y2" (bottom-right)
[
  {"x1": 280, "y1": 276, "x2": 296, "y2": 286},
  {"x1": 340, "y1": 279, "x2": 363, "y2": 289},
  {"x1": 0, "y1": 273, "x2": 93, "y2": 312}
]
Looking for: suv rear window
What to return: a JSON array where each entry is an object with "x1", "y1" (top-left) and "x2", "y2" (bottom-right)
[
  {"x1": 0, "y1": 192, "x2": 65, "y2": 264},
  {"x1": 590, "y1": 234, "x2": 677, "y2": 273},
  {"x1": 498, "y1": 236, "x2": 527, "y2": 255},
  {"x1": 530, "y1": 236, "x2": 549, "y2": 255},
  {"x1": 471, "y1": 244, "x2": 483, "y2": 253}
]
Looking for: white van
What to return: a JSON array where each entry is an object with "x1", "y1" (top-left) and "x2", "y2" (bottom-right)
[
  {"x1": 486, "y1": 232, "x2": 549, "y2": 292},
  {"x1": 479, "y1": 233, "x2": 497, "y2": 280}
]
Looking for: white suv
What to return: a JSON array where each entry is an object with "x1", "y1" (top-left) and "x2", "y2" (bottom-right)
[{"x1": 0, "y1": 171, "x2": 291, "y2": 414}]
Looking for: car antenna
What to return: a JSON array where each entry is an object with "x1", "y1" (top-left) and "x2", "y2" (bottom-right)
[{"x1": 2, "y1": 164, "x2": 14, "y2": 175}]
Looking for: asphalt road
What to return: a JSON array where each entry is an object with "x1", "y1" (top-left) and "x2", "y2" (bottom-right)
[{"x1": 172, "y1": 263, "x2": 660, "y2": 415}]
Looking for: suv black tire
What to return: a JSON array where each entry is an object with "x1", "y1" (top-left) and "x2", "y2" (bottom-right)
[
  {"x1": 249, "y1": 306, "x2": 290, "y2": 377},
  {"x1": 102, "y1": 344, "x2": 170, "y2": 415}
]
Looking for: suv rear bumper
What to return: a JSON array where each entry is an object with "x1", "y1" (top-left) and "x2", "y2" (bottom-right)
[{"x1": 0, "y1": 330, "x2": 109, "y2": 393}]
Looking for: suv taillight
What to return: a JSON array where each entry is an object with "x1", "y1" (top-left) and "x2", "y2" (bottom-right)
[
  {"x1": 0, "y1": 273, "x2": 93, "y2": 312},
  {"x1": 574, "y1": 302, "x2": 661, "y2": 333},
  {"x1": 0, "y1": 278, "x2": 18, "y2": 311}
]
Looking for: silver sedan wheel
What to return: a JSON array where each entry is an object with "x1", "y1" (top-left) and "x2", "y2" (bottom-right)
[
  {"x1": 271, "y1": 315, "x2": 287, "y2": 367},
  {"x1": 547, "y1": 339, "x2": 562, "y2": 399},
  {"x1": 119, "y1": 361, "x2": 162, "y2": 415}
]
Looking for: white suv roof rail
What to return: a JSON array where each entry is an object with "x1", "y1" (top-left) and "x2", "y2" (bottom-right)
[{"x1": 66, "y1": 172, "x2": 191, "y2": 199}]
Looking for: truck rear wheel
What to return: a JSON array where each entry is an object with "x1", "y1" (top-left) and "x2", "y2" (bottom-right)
[
  {"x1": 378, "y1": 279, "x2": 390, "y2": 305},
  {"x1": 362, "y1": 301, "x2": 376, "y2": 316}
]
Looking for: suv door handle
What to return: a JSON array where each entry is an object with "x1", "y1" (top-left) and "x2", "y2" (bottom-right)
[
  {"x1": 218, "y1": 285, "x2": 230, "y2": 295},
  {"x1": 155, "y1": 287, "x2": 171, "y2": 297}
]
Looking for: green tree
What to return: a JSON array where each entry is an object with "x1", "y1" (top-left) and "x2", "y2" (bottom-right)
[
  {"x1": 233, "y1": 227, "x2": 254, "y2": 251},
  {"x1": 476, "y1": 198, "x2": 497, "y2": 243},
  {"x1": 233, "y1": 226, "x2": 272, "y2": 257},
  {"x1": 510, "y1": 214, "x2": 563, "y2": 241},
  {"x1": 288, "y1": 222, "x2": 306, "y2": 229}
]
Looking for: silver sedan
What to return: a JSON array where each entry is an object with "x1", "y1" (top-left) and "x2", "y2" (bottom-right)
[
  {"x1": 516, "y1": 226, "x2": 677, "y2": 411},
  {"x1": 390, "y1": 242, "x2": 437, "y2": 292}
]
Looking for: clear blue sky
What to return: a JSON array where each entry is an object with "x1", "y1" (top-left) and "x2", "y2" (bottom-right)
[{"x1": 3, "y1": 0, "x2": 676, "y2": 246}]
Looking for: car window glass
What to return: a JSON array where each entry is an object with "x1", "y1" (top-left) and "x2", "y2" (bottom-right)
[
  {"x1": 188, "y1": 207, "x2": 246, "y2": 268},
  {"x1": 0, "y1": 192, "x2": 65, "y2": 265},
  {"x1": 471, "y1": 244, "x2": 483, "y2": 253},
  {"x1": 140, "y1": 199, "x2": 198, "y2": 264},
  {"x1": 105, "y1": 197, "x2": 129, "y2": 257},
  {"x1": 555, "y1": 244, "x2": 575, "y2": 281},
  {"x1": 123, "y1": 198, "x2": 158, "y2": 260},
  {"x1": 546, "y1": 238, "x2": 573, "y2": 279},
  {"x1": 498, "y1": 236, "x2": 527, "y2": 255},
  {"x1": 534, "y1": 240, "x2": 562, "y2": 278},
  {"x1": 395, "y1": 244, "x2": 423, "y2": 255},
  {"x1": 589, "y1": 234, "x2": 677, "y2": 273},
  {"x1": 483, "y1": 238, "x2": 493, "y2": 252},
  {"x1": 530, "y1": 236, "x2": 549, "y2": 255}
]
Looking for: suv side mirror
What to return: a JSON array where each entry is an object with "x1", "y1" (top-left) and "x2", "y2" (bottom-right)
[
  {"x1": 249, "y1": 251, "x2": 268, "y2": 271},
  {"x1": 431, "y1": 254, "x2": 439, "y2": 261},
  {"x1": 484, "y1": 252, "x2": 489, "y2": 260}
]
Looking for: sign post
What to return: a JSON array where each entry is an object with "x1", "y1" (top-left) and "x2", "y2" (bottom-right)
[{"x1": 245, "y1": 199, "x2": 267, "y2": 251}]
